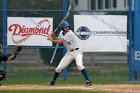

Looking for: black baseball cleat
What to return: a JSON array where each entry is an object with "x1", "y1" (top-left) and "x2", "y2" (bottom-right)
[
  {"x1": 48, "y1": 80, "x2": 56, "y2": 86},
  {"x1": 86, "y1": 81, "x2": 92, "y2": 86}
]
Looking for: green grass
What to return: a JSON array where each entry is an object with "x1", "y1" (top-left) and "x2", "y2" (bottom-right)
[
  {"x1": 0, "y1": 63, "x2": 139, "y2": 93},
  {"x1": 1, "y1": 62, "x2": 139, "y2": 85},
  {"x1": 0, "y1": 90, "x2": 109, "y2": 93}
]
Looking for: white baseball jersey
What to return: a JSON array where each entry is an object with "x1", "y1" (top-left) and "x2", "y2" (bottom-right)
[
  {"x1": 58, "y1": 30, "x2": 79, "y2": 51},
  {"x1": 55, "y1": 30, "x2": 85, "y2": 73}
]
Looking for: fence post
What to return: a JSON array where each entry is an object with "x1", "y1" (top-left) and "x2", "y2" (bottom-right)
[
  {"x1": 128, "y1": 0, "x2": 133, "y2": 81},
  {"x1": 3, "y1": 0, "x2": 7, "y2": 72},
  {"x1": 63, "y1": 0, "x2": 67, "y2": 81}
]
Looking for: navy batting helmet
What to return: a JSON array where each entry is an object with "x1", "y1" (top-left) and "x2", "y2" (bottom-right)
[{"x1": 60, "y1": 21, "x2": 70, "y2": 29}]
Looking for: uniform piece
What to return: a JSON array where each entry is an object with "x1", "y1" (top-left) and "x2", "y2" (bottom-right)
[{"x1": 55, "y1": 30, "x2": 85, "y2": 73}]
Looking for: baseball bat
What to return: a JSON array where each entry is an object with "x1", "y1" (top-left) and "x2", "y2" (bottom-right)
[{"x1": 50, "y1": 1, "x2": 72, "y2": 65}]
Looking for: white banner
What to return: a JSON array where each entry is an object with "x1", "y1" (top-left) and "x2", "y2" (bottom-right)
[
  {"x1": 74, "y1": 15, "x2": 127, "y2": 52},
  {"x1": 7, "y1": 17, "x2": 53, "y2": 46}
]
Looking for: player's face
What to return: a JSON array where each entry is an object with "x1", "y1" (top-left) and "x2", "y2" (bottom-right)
[{"x1": 63, "y1": 26, "x2": 69, "y2": 32}]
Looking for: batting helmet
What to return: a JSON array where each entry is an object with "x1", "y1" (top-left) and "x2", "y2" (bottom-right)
[{"x1": 60, "y1": 21, "x2": 70, "y2": 29}]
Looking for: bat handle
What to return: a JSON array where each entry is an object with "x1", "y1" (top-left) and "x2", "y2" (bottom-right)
[{"x1": 50, "y1": 44, "x2": 59, "y2": 64}]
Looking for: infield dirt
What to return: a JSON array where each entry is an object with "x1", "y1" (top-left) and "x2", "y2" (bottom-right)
[{"x1": 0, "y1": 84, "x2": 140, "y2": 93}]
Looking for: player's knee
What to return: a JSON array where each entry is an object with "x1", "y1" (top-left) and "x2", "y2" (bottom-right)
[
  {"x1": 55, "y1": 67, "x2": 62, "y2": 73},
  {"x1": 77, "y1": 64, "x2": 85, "y2": 71}
]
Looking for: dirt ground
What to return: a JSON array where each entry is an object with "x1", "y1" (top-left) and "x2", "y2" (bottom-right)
[{"x1": 0, "y1": 84, "x2": 140, "y2": 93}]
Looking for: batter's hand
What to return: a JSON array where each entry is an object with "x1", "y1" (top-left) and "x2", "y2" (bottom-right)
[
  {"x1": 51, "y1": 32, "x2": 56, "y2": 37},
  {"x1": 48, "y1": 35, "x2": 53, "y2": 41}
]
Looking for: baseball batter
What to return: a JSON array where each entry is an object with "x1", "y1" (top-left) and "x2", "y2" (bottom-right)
[
  {"x1": 0, "y1": 46, "x2": 22, "y2": 83},
  {"x1": 48, "y1": 21, "x2": 92, "y2": 86}
]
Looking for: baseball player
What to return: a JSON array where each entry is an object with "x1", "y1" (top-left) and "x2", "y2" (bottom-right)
[
  {"x1": 0, "y1": 46, "x2": 22, "y2": 82},
  {"x1": 48, "y1": 21, "x2": 92, "y2": 86}
]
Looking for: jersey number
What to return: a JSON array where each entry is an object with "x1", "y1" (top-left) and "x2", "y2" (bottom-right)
[{"x1": 67, "y1": 42, "x2": 71, "y2": 45}]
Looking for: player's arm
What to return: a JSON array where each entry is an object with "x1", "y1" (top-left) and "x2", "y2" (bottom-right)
[
  {"x1": 1, "y1": 54, "x2": 16, "y2": 61},
  {"x1": 3, "y1": 46, "x2": 22, "y2": 61},
  {"x1": 48, "y1": 35, "x2": 64, "y2": 44},
  {"x1": 7, "y1": 54, "x2": 17, "y2": 61}
]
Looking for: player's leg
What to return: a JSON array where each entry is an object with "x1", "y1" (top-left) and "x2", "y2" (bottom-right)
[
  {"x1": 74, "y1": 50, "x2": 92, "y2": 86},
  {"x1": 49, "y1": 52, "x2": 73, "y2": 85},
  {"x1": 81, "y1": 68, "x2": 92, "y2": 86}
]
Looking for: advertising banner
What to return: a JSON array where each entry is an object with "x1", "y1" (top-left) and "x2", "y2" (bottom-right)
[
  {"x1": 74, "y1": 15, "x2": 127, "y2": 52},
  {"x1": 7, "y1": 17, "x2": 53, "y2": 46}
]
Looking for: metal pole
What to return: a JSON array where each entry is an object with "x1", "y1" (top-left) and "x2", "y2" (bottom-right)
[
  {"x1": 128, "y1": 0, "x2": 133, "y2": 81},
  {"x1": 63, "y1": 0, "x2": 67, "y2": 81},
  {"x1": 3, "y1": 0, "x2": 7, "y2": 71}
]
